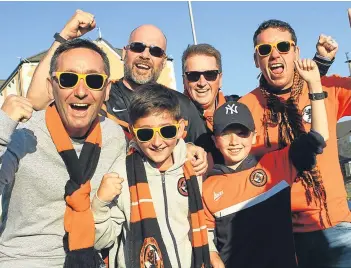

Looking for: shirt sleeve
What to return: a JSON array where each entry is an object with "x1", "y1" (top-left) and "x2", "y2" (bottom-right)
[
  {"x1": 321, "y1": 75, "x2": 351, "y2": 119},
  {"x1": 262, "y1": 147, "x2": 297, "y2": 185},
  {"x1": 203, "y1": 196, "x2": 218, "y2": 252},
  {"x1": 313, "y1": 53, "x2": 334, "y2": 77}
]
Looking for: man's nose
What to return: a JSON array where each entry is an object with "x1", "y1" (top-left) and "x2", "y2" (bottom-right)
[{"x1": 74, "y1": 79, "x2": 88, "y2": 99}]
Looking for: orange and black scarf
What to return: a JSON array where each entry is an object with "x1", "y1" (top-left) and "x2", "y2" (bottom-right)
[
  {"x1": 259, "y1": 72, "x2": 331, "y2": 227},
  {"x1": 46, "y1": 103, "x2": 104, "y2": 267},
  {"x1": 126, "y1": 149, "x2": 211, "y2": 268}
]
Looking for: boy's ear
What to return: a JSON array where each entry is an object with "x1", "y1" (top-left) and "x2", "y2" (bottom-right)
[
  {"x1": 128, "y1": 125, "x2": 135, "y2": 138},
  {"x1": 177, "y1": 119, "x2": 186, "y2": 139},
  {"x1": 211, "y1": 135, "x2": 219, "y2": 149},
  {"x1": 252, "y1": 131, "x2": 257, "y2": 145}
]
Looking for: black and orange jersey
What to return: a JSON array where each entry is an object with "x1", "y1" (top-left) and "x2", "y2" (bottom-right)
[
  {"x1": 103, "y1": 80, "x2": 207, "y2": 144},
  {"x1": 203, "y1": 131, "x2": 325, "y2": 267},
  {"x1": 239, "y1": 75, "x2": 351, "y2": 232}
]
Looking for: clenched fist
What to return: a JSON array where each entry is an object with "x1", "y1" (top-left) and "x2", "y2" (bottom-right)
[
  {"x1": 59, "y1": 9, "x2": 96, "y2": 41},
  {"x1": 1, "y1": 94, "x2": 33, "y2": 123},
  {"x1": 316, "y1": 34, "x2": 338, "y2": 60},
  {"x1": 97, "y1": 173, "x2": 124, "y2": 203},
  {"x1": 294, "y1": 59, "x2": 321, "y2": 88}
]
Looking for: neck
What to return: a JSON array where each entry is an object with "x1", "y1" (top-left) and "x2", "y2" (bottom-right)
[
  {"x1": 157, "y1": 154, "x2": 174, "y2": 172},
  {"x1": 226, "y1": 155, "x2": 248, "y2": 170},
  {"x1": 122, "y1": 77, "x2": 139, "y2": 91}
]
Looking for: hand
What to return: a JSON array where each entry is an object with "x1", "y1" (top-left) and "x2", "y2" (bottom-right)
[
  {"x1": 294, "y1": 59, "x2": 321, "y2": 87},
  {"x1": 186, "y1": 143, "x2": 208, "y2": 176},
  {"x1": 316, "y1": 34, "x2": 338, "y2": 60},
  {"x1": 348, "y1": 8, "x2": 351, "y2": 28},
  {"x1": 59, "y1": 9, "x2": 96, "y2": 40},
  {"x1": 97, "y1": 173, "x2": 124, "y2": 203},
  {"x1": 210, "y1": 252, "x2": 225, "y2": 268},
  {"x1": 1, "y1": 94, "x2": 33, "y2": 123}
]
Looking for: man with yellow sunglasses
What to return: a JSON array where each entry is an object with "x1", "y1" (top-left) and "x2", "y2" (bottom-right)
[
  {"x1": 26, "y1": 10, "x2": 209, "y2": 177},
  {"x1": 239, "y1": 15, "x2": 351, "y2": 267}
]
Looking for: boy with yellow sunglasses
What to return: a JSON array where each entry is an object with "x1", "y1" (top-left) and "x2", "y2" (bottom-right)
[{"x1": 92, "y1": 82, "x2": 211, "y2": 268}]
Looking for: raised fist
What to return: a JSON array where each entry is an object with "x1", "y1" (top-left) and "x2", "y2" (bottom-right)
[
  {"x1": 294, "y1": 59, "x2": 321, "y2": 87},
  {"x1": 316, "y1": 34, "x2": 338, "y2": 60},
  {"x1": 96, "y1": 172, "x2": 124, "y2": 203},
  {"x1": 59, "y1": 9, "x2": 96, "y2": 40},
  {"x1": 1, "y1": 94, "x2": 33, "y2": 123}
]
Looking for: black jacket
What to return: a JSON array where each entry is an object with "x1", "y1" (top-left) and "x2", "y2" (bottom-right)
[{"x1": 104, "y1": 80, "x2": 207, "y2": 144}]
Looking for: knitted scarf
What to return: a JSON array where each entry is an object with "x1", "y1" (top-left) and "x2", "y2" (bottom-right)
[
  {"x1": 184, "y1": 90, "x2": 226, "y2": 132},
  {"x1": 45, "y1": 103, "x2": 104, "y2": 268},
  {"x1": 259, "y1": 71, "x2": 331, "y2": 227},
  {"x1": 126, "y1": 149, "x2": 211, "y2": 268}
]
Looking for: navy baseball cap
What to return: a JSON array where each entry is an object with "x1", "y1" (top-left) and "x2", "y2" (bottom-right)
[{"x1": 213, "y1": 101, "x2": 255, "y2": 135}]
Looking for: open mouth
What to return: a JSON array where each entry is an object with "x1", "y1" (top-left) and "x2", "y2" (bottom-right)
[
  {"x1": 135, "y1": 63, "x2": 151, "y2": 70},
  {"x1": 270, "y1": 63, "x2": 284, "y2": 75},
  {"x1": 70, "y1": 103, "x2": 90, "y2": 112}
]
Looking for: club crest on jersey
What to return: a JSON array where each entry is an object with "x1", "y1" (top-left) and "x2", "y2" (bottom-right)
[
  {"x1": 249, "y1": 169, "x2": 267, "y2": 187},
  {"x1": 140, "y1": 237, "x2": 164, "y2": 268},
  {"x1": 302, "y1": 105, "x2": 312, "y2": 124},
  {"x1": 177, "y1": 177, "x2": 188, "y2": 196}
]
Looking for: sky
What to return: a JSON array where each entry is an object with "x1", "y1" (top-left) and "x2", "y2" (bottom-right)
[{"x1": 1, "y1": 1, "x2": 351, "y2": 99}]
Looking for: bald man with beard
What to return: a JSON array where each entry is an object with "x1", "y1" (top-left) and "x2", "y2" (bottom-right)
[{"x1": 27, "y1": 10, "x2": 209, "y2": 176}]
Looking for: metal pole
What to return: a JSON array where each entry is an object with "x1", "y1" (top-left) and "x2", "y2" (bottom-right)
[
  {"x1": 188, "y1": 1, "x2": 198, "y2": 45},
  {"x1": 346, "y1": 52, "x2": 351, "y2": 77}
]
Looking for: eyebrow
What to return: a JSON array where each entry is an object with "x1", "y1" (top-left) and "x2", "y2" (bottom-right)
[{"x1": 62, "y1": 69, "x2": 103, "y2": 74}]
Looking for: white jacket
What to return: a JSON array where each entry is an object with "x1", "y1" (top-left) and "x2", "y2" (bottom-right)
[{"x1": 92, "y1": 139, "x2": 202, "y2": 268}]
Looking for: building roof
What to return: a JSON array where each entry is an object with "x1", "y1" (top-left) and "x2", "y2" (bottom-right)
[
  {"x1": 0, "y1": 80, "x2": 5, "y2": 88},
  {"x1": 337, "y1": 120, "x2": 351, "y2": 139}
]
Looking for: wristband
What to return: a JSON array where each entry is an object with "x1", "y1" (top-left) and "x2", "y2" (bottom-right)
[
  {"x1": 308, "y1": 91, "x2": 328, "y2": 101},
  {"x1": 54, "y1": 33, "x2": 67, "y2": 44}
]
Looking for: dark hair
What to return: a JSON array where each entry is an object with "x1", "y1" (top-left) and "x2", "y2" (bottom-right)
[
  {"x1": 253, "y1": 19, "x2": 297, "y2": 46},
  {"x1": 129, "y1": 82, "x2": 182, "y2": 125},
  {"x1": 49, "y1": 38, "x2": 110, "y2": 76},
  {"x1": 182, "y1": 43, "x2": 222, "y2": 73}
]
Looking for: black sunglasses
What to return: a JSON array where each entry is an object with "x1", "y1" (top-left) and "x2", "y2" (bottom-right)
[
  {"x1": 132, "y1": 124, "x2": 179, "y2": 142},
  {"x1": 126, "y1": 42, "x2": 165, "y2": 58},
  {"x1": 52, "y1": 72, "x2": 108, "y2": 91},
  {"x1": 184, "y1": 70, "x2": 220, "y2": 82}
]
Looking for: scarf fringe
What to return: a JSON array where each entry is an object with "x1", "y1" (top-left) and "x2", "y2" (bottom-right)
[{"x1": 64, "y1": 248, "x2": 105, "y2": 268}]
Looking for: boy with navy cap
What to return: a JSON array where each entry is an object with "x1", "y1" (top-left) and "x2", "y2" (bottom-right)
[{"x1": 202, "y1": 59, "x2": 330, "y2": 268}]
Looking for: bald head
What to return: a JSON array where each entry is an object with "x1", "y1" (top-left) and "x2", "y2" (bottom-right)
[{"x1": 128, "y1": 24, "x2": 167, "y2": 51}]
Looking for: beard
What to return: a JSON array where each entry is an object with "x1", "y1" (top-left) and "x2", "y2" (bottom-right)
[{"x1": 124, "y1": 55, "x2": 163, "y2": 85}]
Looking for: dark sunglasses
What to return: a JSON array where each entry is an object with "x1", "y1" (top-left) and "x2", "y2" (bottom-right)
[
  {"x1": 52, "y1": 72, "x2": 108, "y2": 91},
  {"x1": 184, "y1": 70, "x2": 220, "y2": 82},
  {"x1": 126, "y1": 42, "x2": 165, "y2": 58},
  {"x1": 255, "y1": 40, "x2": 295, "y2": 57},
  {"x1": 132, "y1": 124, "x2": 179, "y2": 142}
]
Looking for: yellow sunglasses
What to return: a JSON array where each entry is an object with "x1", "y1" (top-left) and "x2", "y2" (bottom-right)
[
  {"x1": 255, "y1": 40, "x2": 295, "y2": 57},
  {"x1": 52, "y1": 72, "x2": 108, "y2": 91},
  {"x1": 132, "y1": 124, "x2": 180, "y2": 142}
]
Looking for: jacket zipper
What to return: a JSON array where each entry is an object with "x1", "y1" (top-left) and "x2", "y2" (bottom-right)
[{"x1": 161, "y1": 172, "x2": 182, "y2": 268}]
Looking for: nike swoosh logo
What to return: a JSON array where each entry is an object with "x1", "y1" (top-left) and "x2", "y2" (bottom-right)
[{"x1": 112, "y1": 107, "x2": 127, "y2": 113}]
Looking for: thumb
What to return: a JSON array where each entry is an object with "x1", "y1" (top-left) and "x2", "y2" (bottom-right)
[{"x1": 348, "y1": 8, "x2": 351, "y2": 28}]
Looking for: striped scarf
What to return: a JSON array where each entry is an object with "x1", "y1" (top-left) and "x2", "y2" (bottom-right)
[
  {"x1": 126, "y1": 149, "x2": 211, "y2": 268},
  {"x1": 46, "y1": 103, "x2": 104, "y2": 268}
]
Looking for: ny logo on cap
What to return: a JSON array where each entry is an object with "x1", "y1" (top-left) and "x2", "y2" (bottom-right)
[{"x1": 225, "y1": 104, "x2": 238, "y2": 115}]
